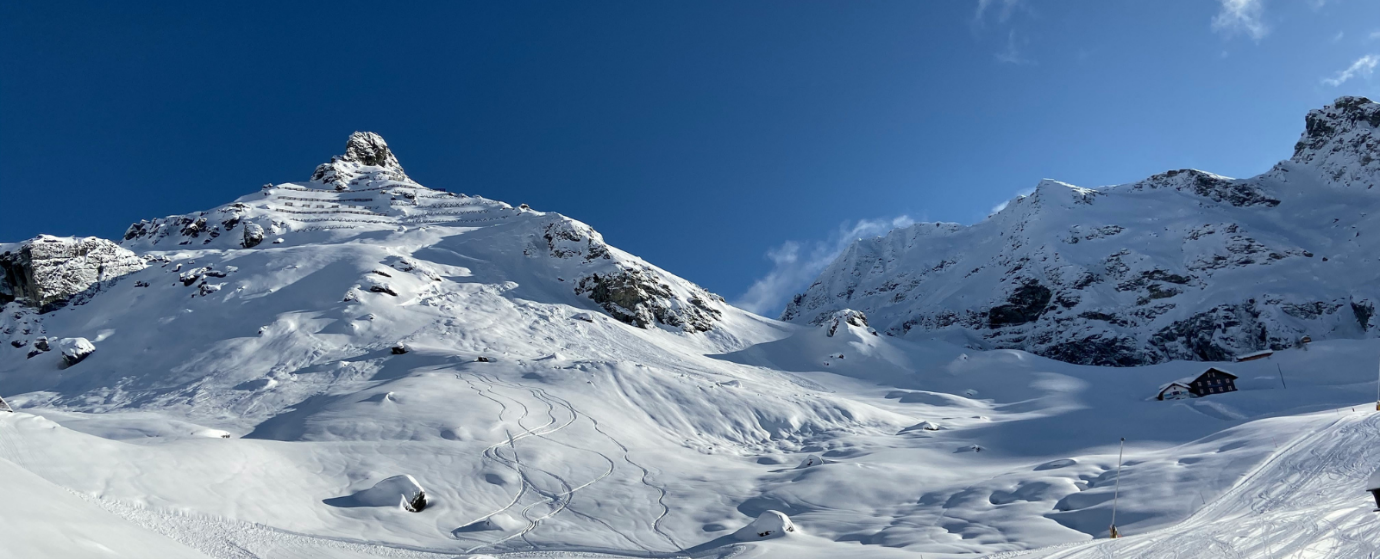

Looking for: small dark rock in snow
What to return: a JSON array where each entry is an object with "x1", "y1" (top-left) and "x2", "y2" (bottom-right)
[
  {"x1": 476, "y1": 356, "x2": 493, "y2": 363},
  {"x1": 369, "y1": 284, "x2": 398, "y2": 296},
  {"x1": 391, "y1": 343, "x2": 409, "y2": 355}
]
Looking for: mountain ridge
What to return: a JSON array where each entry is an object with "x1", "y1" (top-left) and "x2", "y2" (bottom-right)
[{"x1": 783, "y1": 96, "x2": 1380, "y2": 366}]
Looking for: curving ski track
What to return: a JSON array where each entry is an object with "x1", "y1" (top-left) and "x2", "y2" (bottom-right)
[{"x1": 1001, "y1": 410, "x2": 1380, "y2": 559}]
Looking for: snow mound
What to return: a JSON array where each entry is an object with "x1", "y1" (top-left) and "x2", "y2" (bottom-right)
[
  {"x1": 796, "y1": 454, "x2": 825, "y2": 468},
  {"x1": 192, "y1": 429, "x2": 232, "y2": 439},
  {"x1": 349, "y1": 475, "x2": 428, "y2": 512},
  {"x1": 734, "y1": 510, "x2": 797, "y2": 540}
]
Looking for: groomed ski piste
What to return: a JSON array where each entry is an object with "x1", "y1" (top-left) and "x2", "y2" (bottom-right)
[{"x1": 4, "y1": 119, "x2": 1380, "y2": 558}]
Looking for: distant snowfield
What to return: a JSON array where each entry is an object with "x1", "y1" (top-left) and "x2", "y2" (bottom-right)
[{"x1": 4, "y1": 129, "x2": 1380, "y2": 558}]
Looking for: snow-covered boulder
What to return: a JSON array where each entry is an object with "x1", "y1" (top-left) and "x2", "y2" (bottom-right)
[
  {"x1": 241, "y1": 222, "x2": 265, "y2": 248},
  {"x1": 352, "y1": 475, "x2": 428, "y2": 512},
  {"x1": 903, "y1": 421, "x2": 941, "y2": 432},
  {"x1": 796, "y1": 454, "x2": 824, "y2": 469},
  {"x1": 0, "y1": 235, "x2": 145, "y2": 311},
  {"x1": 734, "y1": 510, "x2": 797, "y2": 540},
  {"x1": 56, "y1": 337, "x2": 95, "y2": 368}
]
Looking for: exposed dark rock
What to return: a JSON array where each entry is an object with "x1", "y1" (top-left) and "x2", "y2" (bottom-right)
[
  {"x1": 1042, "y1": 335, "x2": 1143, "y2": 367},
  {"x1": 1132, "y1": 169, "x2": 1279, "y2": 207},
  {"x1": 575, "y1": 267, "x2": 721, "y2": 333},
  {"x1": 369, "y1": 284, "x2": 399, "y2": 297},
  {"x1": 242, "y1": 223, "x2": 265, "y2": 248},
  {"x1": 1353, "y1": 299, "x2": 1375, "y2": 331},
  {"x1": 988, "y1": 281, "x2": 1052, "y2": 328},
  {"x1": 818, "y1": 309, "x2": 871, "y2": 337}
]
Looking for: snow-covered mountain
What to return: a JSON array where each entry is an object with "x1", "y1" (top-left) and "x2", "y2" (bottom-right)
[
  {"x1": 5, "y1": 122, "x2": 1380, "y2": 559},
  {"x1": 784, "y1": 96, "x2": 1380, "y2": 366}
]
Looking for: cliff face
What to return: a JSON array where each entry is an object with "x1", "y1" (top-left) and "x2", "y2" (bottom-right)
[
  {"x1": 0, "y1": 235, "x2": 145, "y2": 312},
  {"x1": 784, "y1": 97, "x2": 1380, "y2": 366}
]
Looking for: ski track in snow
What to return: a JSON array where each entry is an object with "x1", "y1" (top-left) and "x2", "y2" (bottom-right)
[{"x1": 1000, "y1": 410, "x2": 1380, "y2": 559}]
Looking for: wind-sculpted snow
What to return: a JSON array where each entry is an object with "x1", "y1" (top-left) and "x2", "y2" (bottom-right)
[
  {"x1": 785, "y1": 96, "x2": 1380, "y2": 366},
  {"x1": 8, "y1": 120, "x2": 1380, "y2": 558}
]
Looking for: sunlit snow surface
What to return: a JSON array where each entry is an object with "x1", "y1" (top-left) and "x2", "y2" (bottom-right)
[{"x1": 5, "y1": 153, "x2": 1380, "y2": 557}]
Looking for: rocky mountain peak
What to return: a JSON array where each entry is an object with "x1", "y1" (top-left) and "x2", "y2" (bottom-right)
[
  {"x1": 310, "y1": 131, "x2": 410, "y2": 189},
  {"x1": 1291, "y1": 96, "x2": 1379, "y2": 189},
  {"x1": 342, "y1": 132, "x2": 401, "y2": 168}
]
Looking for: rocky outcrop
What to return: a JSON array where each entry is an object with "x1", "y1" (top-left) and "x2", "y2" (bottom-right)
[
  {"x1": 988, "y1": 281, "x2": 1053, "y2": 328},
  {"x1": 1290, "y1": 96, "x2": 1379, "y2": 190},
  {"x1": 532, "y1": 215, "x2": 725, "y2": 333},
  {"x1": 820, "y1": 309, "x2": 873, "y2": 337},
  {"x1": 242, "y1": 222, "x2": 265, "y2": 248},
  {"x1": 1127, "y1": 169, "x2": 1279, "y2": 207},
  {"x1": 123, "y1": 203, "x2": 259, "y2": 249},
  {"x1": 310, "y1": 132, "x2": 411, "y2": 190},
  {"x1": 0, "y1": 236, "x2": 145, "y2": 312},
  {"x1": 575, "y1": 267, "x2": 722, "y2": 333}
]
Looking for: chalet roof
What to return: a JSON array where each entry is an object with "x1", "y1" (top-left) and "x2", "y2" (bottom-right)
[
  {"x1": 1158, "y1": 368, "x2": 1237, "y2": 392},
  {"x1": 1157, "y1": 380, "x2": 1193, "y2": 392},
  {"x1": 1235, "y1": 350, "x2": 1274, "y2": 362}
]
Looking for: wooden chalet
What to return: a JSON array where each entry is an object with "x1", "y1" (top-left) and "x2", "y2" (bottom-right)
[{"x1": 1157, "y1": 367, "x2": 1239, "y2": 400}]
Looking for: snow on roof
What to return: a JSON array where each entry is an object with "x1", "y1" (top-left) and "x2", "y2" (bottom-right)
[
  {"x1": 1235, "y1": 350, "x2": 1274, "y2": 362},
  {"x1": 1158, "y1": 368, "x2": 1238, "y2": 392},
  {"x1": 1157, "y1": 380, "x2": 1193, "y2": 392}
]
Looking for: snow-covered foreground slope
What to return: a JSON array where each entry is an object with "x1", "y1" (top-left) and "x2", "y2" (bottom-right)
[
  {"x1": 4, "y1": 130, "x2": 1380, "y2": 558},
  {"x1": 784, "y1": 96, "x2": 1380, "y2": 367}
]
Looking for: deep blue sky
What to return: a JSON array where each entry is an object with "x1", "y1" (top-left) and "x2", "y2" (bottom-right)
[{"x1": 3, "y1": 1, "x2": 1378, "y2": 315}]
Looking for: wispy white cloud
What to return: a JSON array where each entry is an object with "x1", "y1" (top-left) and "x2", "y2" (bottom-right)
[
  {"x1": 733, "y1": 216, "x2": 914, "y2": 316},
  {"x1": 974, "y1": 0, "x2": 1022, "y2": 24},
  {"x1": 1332, "y1": 31, "x2": 1346, "y2": 44},
  {"x1": 1368, "y1": 30, "x2": 1380, "y2": 42},
  {"x1": 1212, "y1": 0, "x2": 1269, "y2": 41},
  {"x1": 1323, "y1": 54, "x2": 1379, "y2": 86},
  {"x1": 990, "y1": 186, "x2": 1037, "y2": 215},
  {"x1": 995, "y1": 31, "x2": 1034, "y2": 65}
]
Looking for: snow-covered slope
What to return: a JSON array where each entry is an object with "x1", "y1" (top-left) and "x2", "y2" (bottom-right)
[
  {"x1": 784, "y1": 96, "x2": 1380, "y2": 366},
  {"x1": 6, "y1": 126, "x2": 1380, "y2": 559}
]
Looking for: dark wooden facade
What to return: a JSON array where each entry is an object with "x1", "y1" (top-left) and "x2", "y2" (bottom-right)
[{"x1": 1188, "y1": 367, "x2": 1237, "y2": 397}]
